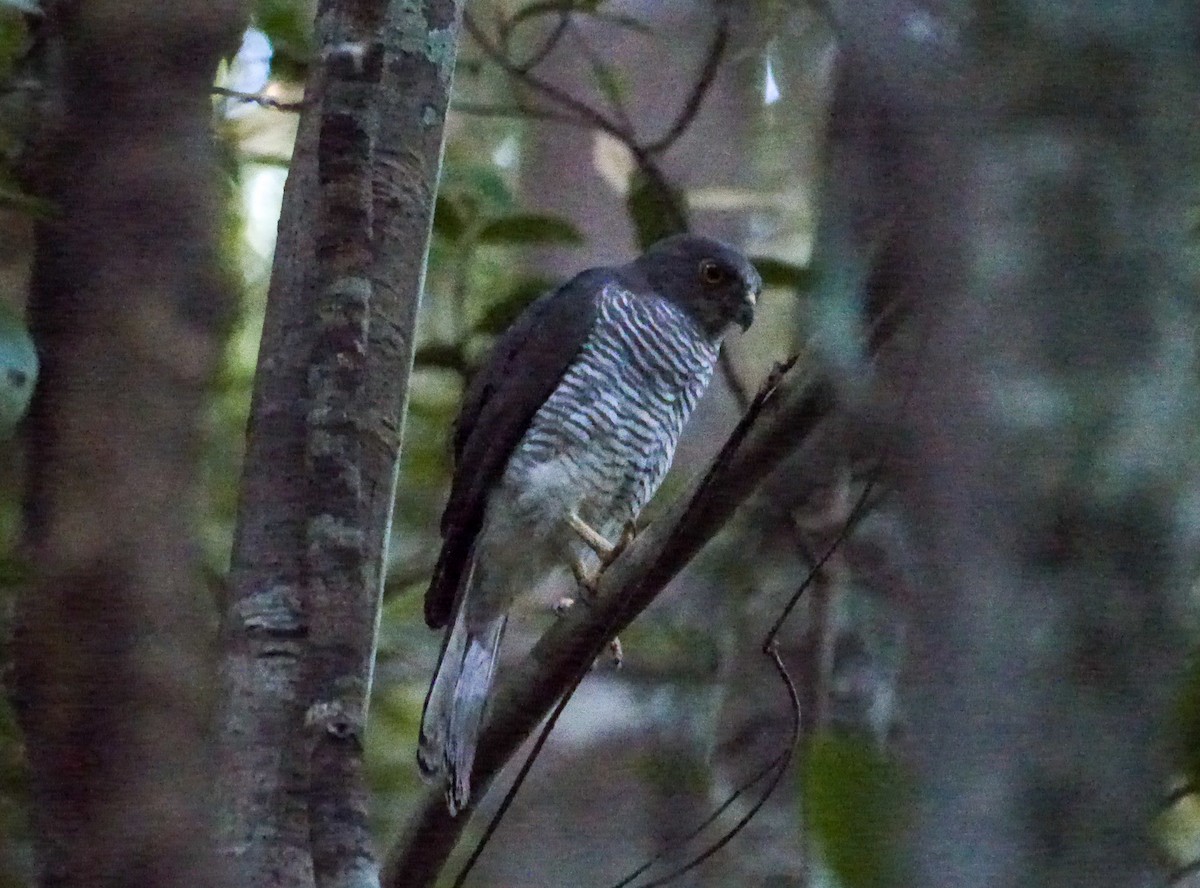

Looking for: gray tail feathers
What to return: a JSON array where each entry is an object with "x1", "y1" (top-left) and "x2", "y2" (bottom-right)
[{"x1": 417, "y1": 604, "x2": 507, "y2": 816}]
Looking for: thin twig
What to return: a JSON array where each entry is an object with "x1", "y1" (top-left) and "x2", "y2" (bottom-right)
[
  {"x1": 624, "y1": 647, "x2": 801, "y2": 888},
  {"x1": 462, "y1": 10, "x2": 633, "y2": 146},
  {"x1": 607, "y1": 647, "x2": 801, "y2": 888},
  {"x1": 645, "y1": 15, "x2": 729, "y2": 156},
  {"x1": 765, "y1": 474, "x2": 879, "y2": 647},
  {"x1": 212, "y1": 85, "x2": 306, "y2": 112},
  {"x1": 514, "y1": 9, "x2": 571, "y2": 74},
  {"x1": 567, "y1": 18, "x2": 634, "y2": 133},
  {"x1": 451, "y1": 633, "x2": 593, "y2": 888}
]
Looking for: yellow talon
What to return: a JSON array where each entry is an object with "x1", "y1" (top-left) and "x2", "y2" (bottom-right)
[{"x1": 568, "y1": 511, "x2": 616, "y2": 560}]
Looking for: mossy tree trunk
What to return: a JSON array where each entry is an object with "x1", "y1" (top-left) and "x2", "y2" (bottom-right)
[{"x1": 214, "y1": 2, "x2": 465, "y2": 887}]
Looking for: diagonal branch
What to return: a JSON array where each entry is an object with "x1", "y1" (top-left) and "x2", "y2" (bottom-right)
[
  {"x1": 513, "y1": 9, "x2": 571, "y2": 73},
  {"x1": 462, "y1": 10, "x2": 634, "y2": 145},
  {"x1": 645, "y1": 14, "x2": 729, "y2": 156},
  {"x1": 383, "y1": 358, "x2": 838, "y2": 888}
]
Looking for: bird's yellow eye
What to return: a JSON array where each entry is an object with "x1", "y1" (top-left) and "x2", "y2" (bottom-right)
[{"x1": 699, "y1": 259, "x2": 726, "y2": 286}]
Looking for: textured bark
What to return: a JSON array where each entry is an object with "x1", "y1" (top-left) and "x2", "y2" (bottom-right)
[
  {"x1": 215, "y1": 1, "x2": 464, "y2": 886},
  {"x1": 822, "y1": 1, "x2": 1200, "y2": 885},
  {"x1": 11, "y1": 1, "x2": 243, "y2": 886}
]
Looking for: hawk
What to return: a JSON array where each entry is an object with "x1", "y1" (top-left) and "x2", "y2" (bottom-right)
[{"x1": 418, "y1": 234, "x2": 761, "y2": 814}]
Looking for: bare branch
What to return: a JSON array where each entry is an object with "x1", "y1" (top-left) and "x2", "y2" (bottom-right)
[
  {"x1": 616, "y1": 648, "x2": 800, "y2": 888},
  {"x1": 603, "y1": 647, "x2": 801, "y2": 888},
  {"x1": 645, "y1": 15, "x2": 729, "y2": 156},
  {"x1": 384, "y1": 357, "x2": 838, "y2": 887},
  {"x1": 462, "y1": 9, "x2": 635, "y2": 146},
  {"x1": 566, "y1": 17, "x2": 635, "y2": 133},
  {"x1": 212, "y1": 85, "x2": 306, "y2": 112},
  {"x1": 513, "y1": 9, "x2": 571, "y2": 74}
]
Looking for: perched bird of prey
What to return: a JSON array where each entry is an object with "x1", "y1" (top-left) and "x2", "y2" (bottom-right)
[{"x1": 418, "y1": 234, "x2": 761, "y2": 814}]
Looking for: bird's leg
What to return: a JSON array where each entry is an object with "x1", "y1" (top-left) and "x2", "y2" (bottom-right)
[
  {"x1": 569, "y1": 550, "x2": 601, "y2": 599},
  {"x1": 568, "y1": 511, "x2": 618, "y2": 561},
  {"x1": 616, "y1": 517, "x2": 637, "y2": 553},
  {"x1": 568, "y1": 513, "x2": 639, "y2": 599},
  {"x1": 568, "y1": 512, "x2": 638, "y2": 567},
  {"x1": 563, "y1": 511, "x2": 633, "y2": 666}
]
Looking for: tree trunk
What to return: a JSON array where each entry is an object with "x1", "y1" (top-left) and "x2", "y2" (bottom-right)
[
  {"x1": 820, "y1": 1, "x2": 1200, "y2": 885},
  {"x1": 214, "y1": 2, "x2": 465, "y2": 886},
  {"x1": 12, "y1": 2, "x2": 244, "y2": 886}
]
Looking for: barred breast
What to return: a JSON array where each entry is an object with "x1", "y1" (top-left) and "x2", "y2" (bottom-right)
[{"x1": 505, "y1": 283, "x2": 719, "y2": 534}]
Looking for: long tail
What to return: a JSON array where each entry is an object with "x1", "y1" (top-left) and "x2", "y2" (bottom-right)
[{"x1": 417, "y1": 601, "x2": 507, "y2": 816}]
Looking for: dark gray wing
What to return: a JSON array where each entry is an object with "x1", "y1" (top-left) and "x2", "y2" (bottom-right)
[{"x1": 424, "y1": 267, "x2": 610, "y2": 628}]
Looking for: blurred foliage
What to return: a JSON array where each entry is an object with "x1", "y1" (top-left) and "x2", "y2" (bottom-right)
[
  {"x1": 1159, "y1": 790, "x2": 1200, "y2": 878},
  {"x1": 419, "y1": 159, "x2": 584, "y2": 382},
  {"x1": 1173, "y1": 650, "x2": 1200, "y2": 790},
  {"x1": 803, "y1": 733, "x2": 907, "y2": 888},
  {"x1": 627, "y1": 166, "x2": 690, "y2": 250},
  {"x1": 253, "y1": 0, "x2": 313, "y2": 82},
  {"x1": 0, "y1": 303, "x2": 35, "y2": 437},
  {"x1": 751, "y1": 255, "x2": 816, "y2": 294},
  {"x1": 477, "y1": 212, "x2": 583, "y2": 246},
  {"x1": 0, "y1": 9, "x2": 38, "y2": 216}
]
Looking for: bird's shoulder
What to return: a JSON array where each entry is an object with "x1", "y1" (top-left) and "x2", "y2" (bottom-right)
[{"x1": 451, "y1": 265, "x2": 619, "y2": 458}]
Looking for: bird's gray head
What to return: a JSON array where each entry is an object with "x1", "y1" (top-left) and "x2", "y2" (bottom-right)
[{"x1": 633, "y1": 234, "x2": 761, "y2": 338}]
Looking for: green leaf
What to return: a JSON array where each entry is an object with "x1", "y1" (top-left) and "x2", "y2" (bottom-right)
[
  {"x1": 442, "y1": 164, "x2": 514, "y2": 213},
  {"x1": 589, "y1": 59, "x2": 628, "y2": 109},
  {"x1": 464, "y1": 166, "x2": 514, "y2": 210},
  {"x1": 474, "y1": 277, "x2": 557, "y2": 335},
  {"x1": 625, "y1": 167, "x2": 688, "y2": 250},
  {"x1": 751, "y1": 256, "x2": 816, "y2": 293},
  {"x1": 0, "y1": 304, "x2": 37, "y2": 437},
  {"x1": 432, "y1": 195, "x2": 467, "y2": 243},
  {"x1": 804, "y1": 733, "x2": 907, "y2": 888},
  {"x1": 253, "y1": 0, "x2": 312, "y2": 78},
  {"x1": 0, "y1": 553, "x2": 32, "y2": 587},
  {"x1": 0, "y1": 182, "x2": 54, "y2": 218},
  {"x1": 477, "y1": 213, "x2": 583, "y2": 246},
  {"x1": 1172, "y1": 651, "x2": 1200, "y2": 789}
]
